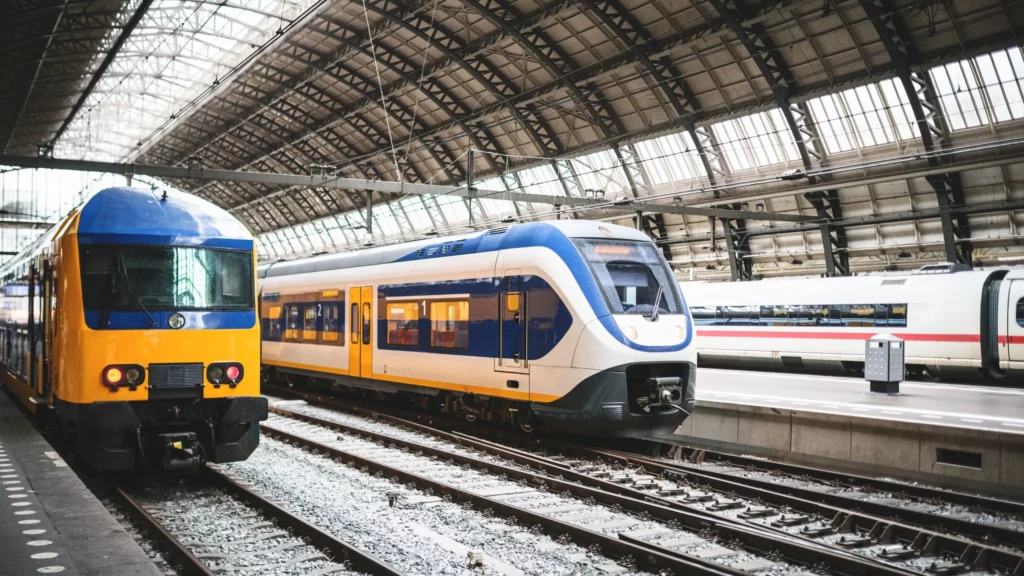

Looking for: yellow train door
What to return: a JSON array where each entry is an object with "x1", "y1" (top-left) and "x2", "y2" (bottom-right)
[
  {"x1": 348, "y1": 287, "x2": 361, "y2": 377},
  {"x1": 360, "y1": 286, "x2": 373, "y2": 379}
]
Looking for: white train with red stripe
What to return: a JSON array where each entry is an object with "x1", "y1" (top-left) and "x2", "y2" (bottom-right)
[{"x1": 682, "y1": 267, "x2": 1024, "y2": 382}]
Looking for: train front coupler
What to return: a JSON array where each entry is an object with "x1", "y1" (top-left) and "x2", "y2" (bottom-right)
[
  {"x1": 637, "y1": 376, "x2": 684, "y2": 412},
  {"x1": 158, "y1": 432, "x2": 203, "y2": 473}
]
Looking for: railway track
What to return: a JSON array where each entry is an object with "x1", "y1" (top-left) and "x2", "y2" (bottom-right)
[
  {"x1": 263, "y1": 386, "x2": 1024, "y2": 576},
  {"x1": 112, "y1": 466, "x2": 399, "y2": 576},
  {"x1": 265, "y1": 399, "x2": 929, "y2": 576}
]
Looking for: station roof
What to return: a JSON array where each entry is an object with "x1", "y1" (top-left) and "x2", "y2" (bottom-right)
[{"x1": 2, "y1": 0, "x2": 1024, "y2": 278}]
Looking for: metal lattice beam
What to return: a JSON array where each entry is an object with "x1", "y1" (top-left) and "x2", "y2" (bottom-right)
[
  {"x1": 859, "y1": 0, "x2": 973, "y2": 266},
  {"x1": 706, "y1": 0, "x2": 849, "y2": 277}
]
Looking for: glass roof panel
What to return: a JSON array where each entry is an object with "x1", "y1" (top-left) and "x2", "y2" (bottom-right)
[
  {"x1": 56, "y1": 0, "x2": 317, "y2": 161},
  {"x1": 633, "y1": 132, "x2": 701, "y2": 185},
  {"x1": 931, "y1": 59, "x2": 988, "y2": 130},
  {"x1": 575, "y1": 150, "x2": 630, "y2": 198}
]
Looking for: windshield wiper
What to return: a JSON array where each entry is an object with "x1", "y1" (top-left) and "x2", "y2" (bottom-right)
[
  {"x1": 117, "y1": 252, "x2": 157, "y2": 328},
  {"x1": 650, "y1": 284, "x2": 664, "y2": 322}
]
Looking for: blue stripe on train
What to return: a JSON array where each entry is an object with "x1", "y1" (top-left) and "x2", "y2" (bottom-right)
[
  {"x1": 394, "y1": 223, "x2": 693, "y2": 353},
  {"x1": 84, "y1": 310, "x2": 256, "y2": 330}
]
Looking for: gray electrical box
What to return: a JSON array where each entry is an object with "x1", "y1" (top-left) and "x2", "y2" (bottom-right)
[{"x1": 865, "y1": 334, "x2": 904, "y2": 394}]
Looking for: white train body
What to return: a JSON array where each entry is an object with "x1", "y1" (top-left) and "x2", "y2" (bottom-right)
[
  {"x1": 683, "y1": 268, "x2": 1024, "y2": 380},
  {"x1": 259, "y1": 221, "x2": 696, "y2": 437}
]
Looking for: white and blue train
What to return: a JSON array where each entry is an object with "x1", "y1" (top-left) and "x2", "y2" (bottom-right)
[{"x1": 257, "y1": 221, "x2": 696, "y2": 437}]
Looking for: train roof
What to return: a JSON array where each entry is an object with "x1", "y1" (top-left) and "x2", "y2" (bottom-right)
[
  {"x1": 260, "y1": 220, "x2": 650, "y2": 279},
  {"x1": 77, "y1": 187, "x2": 252, "y2": 250}
]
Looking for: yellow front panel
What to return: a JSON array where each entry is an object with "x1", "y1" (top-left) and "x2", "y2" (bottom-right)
[{"x1": 53, "y1": 230, "x2": 261, "y2": 406}]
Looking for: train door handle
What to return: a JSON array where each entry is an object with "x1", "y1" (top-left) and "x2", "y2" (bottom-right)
[
  {"x1": 513, "y1": 351, "x2": 520, "y2": 362},
  {"x1": 513, "y1": 312, "x2": 521, "y2": 325}
]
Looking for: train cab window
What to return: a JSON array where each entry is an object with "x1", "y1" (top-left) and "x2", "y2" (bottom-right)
[
  {"x1": 573, "y1": 239, "x2": 682, "y2": 316},
  {"x1": 889, "y1": 304, "x2": 907, "y2": 328},
  {"x1": 362, "y1": 303, "x2": 371, "y2": 345},
  {"x1": 1017, "y1": 298, "x2": 1024, "y2": 328},
  {"x1": 285, "y1": 305, "x2": 300, "y2": 339},
  {"x1": 266, "y1": 305, "x2": 282, "y2": 339},
  {"x1": 351, "y1": 304, "x2": 359, "y2": 344},
  {"x1": 386, "y1": 302, "x2": 419, "y2": 346},
  {"x1": 691, "y1": 306, "x2": 716, "y2": 326},
  {"x1": 431, "y1": 300, "x2": 469, "y2": 349},
  {"x1": 303, "y1": 306, "x2": 318, "y2": 340},
  {"x1": 322, "y1": 304, "x2": 341, "y2": 343}
]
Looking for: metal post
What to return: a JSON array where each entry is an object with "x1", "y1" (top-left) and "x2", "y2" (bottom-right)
[
  {"x1": 467, "y1": 149, "x2": 476, "y2": 227},
  {"x1": 365, "y1": 191, "x2": 373, "y2": 239}
]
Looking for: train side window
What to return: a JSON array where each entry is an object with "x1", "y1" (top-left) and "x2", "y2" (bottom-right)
[
  {"x1": 267, "y1": 305, "x2": 282, "y2": 339},
  {"x1": 725, "y1": 306, "x2": 751, "y2": 326},
  {"x1": 889, "y1": 304, "x2": 907, "y2": 328},
  {"x1": 350, "y1": 303, "x2": 359, "y2": 344},
  {"x1": 303, "y1": 305, "x2": 318, "y2": 340},
  {"x1": 760, "y1": 305, "x2": 786, "y2": 327},
  {"x1": 285, "y1": 305, "x2": 300, "y2": 339},
  {"x1": 1016, "y1": 298, "x2": 1024, "y2": 328},
  {"x1": 691, "y1": 306, "x2": 716, "y2": 326},
  {"x1": 874, "y1": 304, "x2": 888, "y2": 327},
  {"x1": 386, "y1": 302, "x2": 419, "y2": 346},
  {"x1": 828, "y1": 305, "x2": 843, "y2": 326},
  {"x1": 430, "y1": 300, "x2": 469, "y2": 349},
  {"x1": 806, "y1": 305, "x2": 826, "y2": 325},
  {"x1": 844, "y1": 304, "x2": 874, "y2": 327},
  {"x1": 322, "y1": 304, "x2": 341, "y2": 343},
  {"x1": 362, "y1": 303, "x2": 371, "y2": 345}
]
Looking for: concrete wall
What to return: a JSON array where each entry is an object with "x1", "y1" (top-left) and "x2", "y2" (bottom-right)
[{"x1": 675, "y1": 400, "x2": 1024, "y2": 500}]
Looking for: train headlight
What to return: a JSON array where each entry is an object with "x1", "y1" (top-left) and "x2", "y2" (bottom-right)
[
  {"x1": 623, "y1": 325, "x2": 638, "y2": 341},
  {"x1": 103, "y1": 364, "x2": 145, "y2": 390},
  {"x1": 676, "y1": 324, "x2": 687, "y2": 340},
  {"x1": 105, "y1": 367, "x2": 123, "y2": 385},
  {"x1": 125, "y1": 367, "x2": 142, "y2": 384},
  {"x1": 168, "y1": 313, "x2": 185, "y2": 329},
  {"x1": 207, "y1": 363, "x2": 244, "y2": 387}
]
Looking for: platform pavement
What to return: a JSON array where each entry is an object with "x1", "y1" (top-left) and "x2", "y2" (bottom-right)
[{"x1": 0, "y1": 389, "x2": 163, "y2": 576}]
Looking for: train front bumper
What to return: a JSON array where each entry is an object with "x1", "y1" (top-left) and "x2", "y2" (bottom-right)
[
  {"x1": 56, "y1": 396, "x2": 268, "y2": 471},
  {"x1": 530, "y1": 362, "x2": 695, "y2": 438}
]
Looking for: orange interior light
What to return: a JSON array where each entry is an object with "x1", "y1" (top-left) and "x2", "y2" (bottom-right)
[{"x1": 593, "y1": 245, "x2": 632, "y2": 256}]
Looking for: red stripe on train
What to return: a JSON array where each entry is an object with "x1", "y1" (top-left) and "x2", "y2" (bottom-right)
[
  {"x1": 998, "y1": 335, "x2": 1024, "y2": 344},
  {"x1": 694, "y1": 330, "x2": 980, "y2": 343}
]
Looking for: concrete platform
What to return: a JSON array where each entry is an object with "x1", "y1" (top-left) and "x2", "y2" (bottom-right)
[
  {"x1": 674, "y1": 369, "x2": 1024, "y2": 499},
  {"x1": 0, "y1": 390, "x2": 162, "y2": 576}
]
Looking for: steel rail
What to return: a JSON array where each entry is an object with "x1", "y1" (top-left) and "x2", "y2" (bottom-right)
[
  {"x1": 264, "y1": 386, "x2": 1024, "y2": 574},
  {"x1": 112, "y1": 486, "x2": 215, "y2": 576},
  {"x1": 260, "y1": 418, "x2": 744, "y2": 576},
  {"x1": 201, "y1": 466, "x2": 403, "y2": 576},
  {"x1": 267, "y1": 405, "x2": 911, "y2": 576}
]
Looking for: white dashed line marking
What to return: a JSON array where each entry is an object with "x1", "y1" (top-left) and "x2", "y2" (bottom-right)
[
  {"x1": 10, "y1": 494, "x2": 27, "y2": 498},
  {"x1": 7, "y1": 486, "x2": 25, "y2": 491},
  {"x1": 38, "y1": 567, "x2": 65, "y2": 573},
  {"x1": 26, "y1": 540, "x2": 52, "y2": 547},
  {"x1": 1003, "y1": 422, "x2": 1024, "y2": 428},
  {"x1": 23, "y1": 529, "x2": 46, "y2": 535},
  {"x1": 960, "y1": 418, "x2": 984, "y2": 424},
  {"x1": 19, "y1": 519, "x2": 40, "y2": 525},
  {"x1": 12, "y1": 501, "x2": 30, "y2": 506},
  {"x1": 15, "y1": 510, "x2": 36, "y2": 515},
  {"x1": 31, "y1": 553, "x2": 58, "y2": 560}
]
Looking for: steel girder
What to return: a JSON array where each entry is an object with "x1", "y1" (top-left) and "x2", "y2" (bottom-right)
[
  {"x1": 859, "y1": 0, "x2": 973, "y2": 266},
  {"x1": 708, "y1": 0, "x2": 849, "y2": 278},
  {"x1": 719, "y1": 207, "x2": 753, "y2": 281}
]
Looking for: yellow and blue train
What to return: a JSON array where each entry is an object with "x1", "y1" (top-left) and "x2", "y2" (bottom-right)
[{"x1": 0, "y1": 187, "x2": 267, "y2": 472}]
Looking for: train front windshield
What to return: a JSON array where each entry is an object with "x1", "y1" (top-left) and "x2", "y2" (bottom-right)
[
  {"x1": 80, "y1": 245, "x2": 254, "y2": 311},
  {"x1": 574, "y1": 239, "x2": 683, "y2": 316}
]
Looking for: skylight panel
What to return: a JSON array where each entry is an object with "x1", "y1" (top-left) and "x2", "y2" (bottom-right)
[
  {"x1": 575, "y1": 149, "x2": 631, "y2": 197},
  {"x1": 633, "y1": 133, "x2": 701, "y2": 185},
  {"x1": 930, "y1": 59, "x2": 988, "y2": 130}
]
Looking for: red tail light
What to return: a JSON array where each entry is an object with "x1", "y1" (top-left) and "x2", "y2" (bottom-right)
[
  {"x1": 225, "y1": 365, "x2": 240, "y2": 380},
  {"x1": 207, "y1": 363, "x2": 244, "y2": 387}
]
